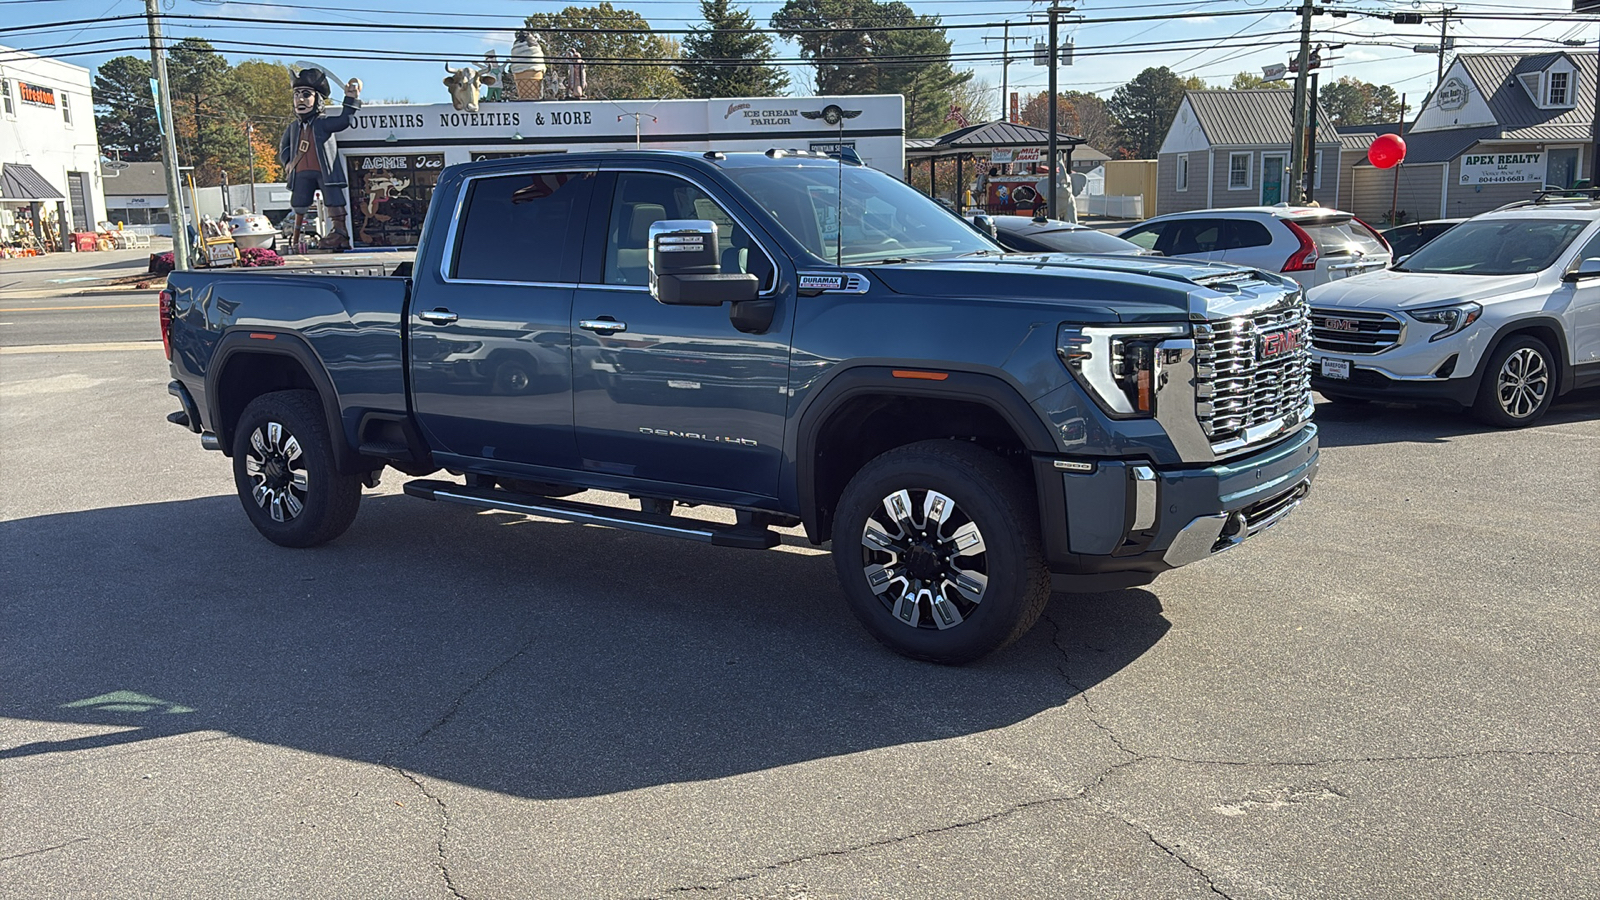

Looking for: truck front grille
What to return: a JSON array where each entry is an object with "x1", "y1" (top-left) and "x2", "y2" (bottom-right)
[
  {"x1": 1309, "y1": 307, "x2": 1403, "y2": 354},
  {"x1": 1194, "y1": 301, "x2": 1312, "y2": 451}
]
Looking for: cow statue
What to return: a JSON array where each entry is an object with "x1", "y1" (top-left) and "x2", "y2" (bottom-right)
[{"x1": 443, "y1": 62, "x2": 497, "y2": 113}]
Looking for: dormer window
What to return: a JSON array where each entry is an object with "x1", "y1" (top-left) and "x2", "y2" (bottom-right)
[{"x1": 1549, "y1": 71, "x2": 1569, "y2": 106}]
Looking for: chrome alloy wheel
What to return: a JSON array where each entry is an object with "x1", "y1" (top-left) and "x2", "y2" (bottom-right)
[
  {"x1": 1495, "y1": 347, "x2": 1550, "y2": 419},
  {"x1": 244, "y1": 421, "x2": 308, "y2": 523},
  {"x1": 860, "y1": 488, "x2": 989, "y2": 630}
]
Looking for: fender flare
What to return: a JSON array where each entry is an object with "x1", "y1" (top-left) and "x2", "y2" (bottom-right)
[
  {"x1": 1472, "y1": 316, "x2": 1575, "y2": 397},
  {"x1": 788, "y1": 365, "x2": 1059, "y2": 539},
  {"x1": 208, "y1": 328, "x2": 362, "y2": 474}
]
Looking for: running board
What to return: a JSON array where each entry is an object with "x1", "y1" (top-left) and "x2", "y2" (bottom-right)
[{"x1": 402, "y1": 479, "x2": 780, "y2": 549}]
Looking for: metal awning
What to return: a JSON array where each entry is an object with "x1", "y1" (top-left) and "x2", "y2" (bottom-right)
[
  {"x1": 905, "y1": 121, "x2": 1086, "y2": 161},
  {"x1": 0, "y1": 163, "x2": 66, "y2": 202}
]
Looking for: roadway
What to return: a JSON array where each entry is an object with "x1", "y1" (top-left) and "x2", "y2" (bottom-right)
[{"x1": 2, "y1": 272, "x2": 1598, "y2": 899}]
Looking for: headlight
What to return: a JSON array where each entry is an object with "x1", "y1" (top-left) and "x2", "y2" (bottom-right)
[
  {"x1": 1407, "y1": 302, "x2": 1482, "y2": 342},
  {"x1": 1058, "y1": 324, "x2": 1187, "y2": 417}
]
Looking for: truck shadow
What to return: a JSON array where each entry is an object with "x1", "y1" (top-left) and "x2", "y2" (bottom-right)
[
  {"x1": 0, "y1": 494, "x2": 1168, "y2": 800},
  {"x1": 1313, "y1": 388, "x2": 1600, "y2": 447}
]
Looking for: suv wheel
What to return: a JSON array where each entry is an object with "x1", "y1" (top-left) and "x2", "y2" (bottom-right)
[
  {"x1": 831, "y1": 440, "x2": 1050, "y2": 664},
  {"x1": 1472, "y1": 335, "x2": 1556, "y2": 428},
  {"x1": 232, "y1": 390, "x2": 362, "y2": 547}
]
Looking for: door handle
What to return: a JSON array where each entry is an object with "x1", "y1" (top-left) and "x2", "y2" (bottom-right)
[
  {"x1": 418, "y1": 308, "x2": 459, "y2": 325},
  {"x1": 579, "y1": 318, "x2": 627, "y2": 333}
]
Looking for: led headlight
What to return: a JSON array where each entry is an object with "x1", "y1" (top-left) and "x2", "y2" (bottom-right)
[
  {"x1": 1058, "y1": 324, "x2": 1188, "y2": 417},
  {"x1": 1407, "y1": 301, "x2": 1482, "y2": 342}
]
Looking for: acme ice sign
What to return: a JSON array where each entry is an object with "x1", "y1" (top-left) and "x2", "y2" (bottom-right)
[{"x1": 1459, "y1": 151, "x2": 1545, "y2": 185}]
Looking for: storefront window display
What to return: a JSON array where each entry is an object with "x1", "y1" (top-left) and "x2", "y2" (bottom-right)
[{"x1": 345, "y1": 152, "x2": 443, "y2": 247}]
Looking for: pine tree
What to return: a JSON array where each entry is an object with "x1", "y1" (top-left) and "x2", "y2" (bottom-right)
[{"x1": 678, "y1": 0, "x2": 788, "y2": 98}]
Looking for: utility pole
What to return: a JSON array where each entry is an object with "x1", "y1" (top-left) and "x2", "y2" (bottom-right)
[
  {"x1": 1437, "y1": 7, "x2": 1456, "y2": 86},
  {"x1": 982, "y1": 22, "x2": 1029, "y2": 123},
  {"x1": 245, "y1": 121, "x2": 257, "y2": 213},
  {"x1": 1288, "y1": 0, "x2": 1314, "y2": 205},
  {"x1": 143, "y1": 0, "x2": 188, "y2": 271},
  {"x1": 1305, "y1": 71, "x2": 1320, "y2": 203},
  {"x1": 1047, "y1": 2, "x2": 1061, "y2": 220}
]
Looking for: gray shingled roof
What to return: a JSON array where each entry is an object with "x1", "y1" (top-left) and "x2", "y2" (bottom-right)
[
  {"x1": 909, "y1": 120, "x2": 1084, "y2": 153},
  {"x1": 1336, "y1": 123, "x2": 1401, "y2": 152},
  {"x1": 1457, "y1": 52, "x2": 1596, "y2": 133},
  {"x1": 0, "y1": 163, "x2": 64, "y2": 201},
  {"x1": 1183, "y1": 89, "x2": 1341, "y2": 147},
  {"x1": 100, "y1": 161, "x2": 168, "y2": 196}
]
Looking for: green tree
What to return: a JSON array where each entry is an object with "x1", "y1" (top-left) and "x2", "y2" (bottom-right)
[
  {"x1": 1106, "y1": 66, "x2": 1197, "y2": 159},
  {"x1": 1319, "y1": 76, "x2": 1403, "y2": 126},
  {"x1": 677, "y1": 0, "x2": 788, "y2": 98},
  {"x1": 523, "y1": 3, "x2": 685, "y2": 100},
  {"x1": 229, "y1": 59, "x2": 295, "y2": 182},
  {"x1": 1019, "y1": 89, "x2": 1115, "y2": 151},
  {"x1": 1230, "y1": 71, "x2": 1286, "y2": 90},
  {"x1": 165, "y1": 38, "x2": 249, "y2": 185},
  {"x1": 770, "y1": 0, "x2": 970, "y2": 137},
  {"x1": 92, "y1": 55, "x2": 163, "y2": 161}
]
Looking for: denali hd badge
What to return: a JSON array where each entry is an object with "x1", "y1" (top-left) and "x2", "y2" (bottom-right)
[{"x1": 1258, "y1": 328, "x2": 1304, "y2": 359}]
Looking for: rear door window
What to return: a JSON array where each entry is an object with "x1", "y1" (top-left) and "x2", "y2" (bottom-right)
[
  {"x1": 451, "y1": 171, "x2": 594, "y2": 283},
  {"x1": 1299, "y1": 218, "x2": 1387, "y2": 258},
  {"x1": 1164, "y1": 218, "x2": 1224, "y2": 256},
  {"x1": 1222, "y1": 219, "x2": 1274, "y2": 251}
]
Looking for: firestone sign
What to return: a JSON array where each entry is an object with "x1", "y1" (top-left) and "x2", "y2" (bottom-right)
[
  {"x1": 18, "y1": 82, "x2": 55, "y2": 108},
  {"x1": 1459, "y1": 152, "x2": 1544, "y2": 185}
]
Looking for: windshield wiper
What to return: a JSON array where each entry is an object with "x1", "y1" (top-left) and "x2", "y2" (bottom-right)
[
  {"x1": 956, "y1": 249, "x2": 1004, "y2": 258},
  {"x1": 857, "y1": 257, "x2": 930, "y2": 266}
]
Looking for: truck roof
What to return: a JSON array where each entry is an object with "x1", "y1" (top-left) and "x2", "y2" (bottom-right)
[{"x1": 450, "y1": 148, "x2": 859, "y2": 176}]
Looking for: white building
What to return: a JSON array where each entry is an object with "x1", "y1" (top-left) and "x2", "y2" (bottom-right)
[
  {"x1": 0, "y1": 45, "x2": 104, "y2": 247},
  {"x1": 333, "y1": 95, "x2": 905, "y2": 248}
]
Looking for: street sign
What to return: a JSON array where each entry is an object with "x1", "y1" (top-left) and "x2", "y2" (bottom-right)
[{"x1": 1262, "y1": 63, "x2": 1288, "y2": 81}]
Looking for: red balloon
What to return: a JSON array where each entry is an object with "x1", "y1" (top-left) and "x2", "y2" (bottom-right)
[{"x1": 1368, "y1": 133, "x2": 1407, "y2": 169}]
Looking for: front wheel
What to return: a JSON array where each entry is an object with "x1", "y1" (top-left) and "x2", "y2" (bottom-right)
[
  {"x1": 1472, "y1": 335, "x2": 1557, "y2": 428},
  {"x1": 232, "y1": 389, "x2": 362, "y2": 547},
  {"x1": 831, "y1": 440, "x2": 1050, "y2": 664}
]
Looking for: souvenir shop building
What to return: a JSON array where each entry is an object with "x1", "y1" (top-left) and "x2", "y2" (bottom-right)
[
  {"x1": 0, "y1": 45, "x2": 105, "y2": 253},
  {"x1": 333, "y1": 95, "x2": 904, "y2": 249}
]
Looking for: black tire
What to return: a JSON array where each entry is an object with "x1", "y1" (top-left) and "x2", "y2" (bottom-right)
[
  {"x1": 831, "y1": 440, "x2": 1051, "y2": 665},
  {"x1": 1471, "y1": 335, "x2": 1557, "y2": 428},
  {"x1": 232, "y1": 389, "x2": 362, "y2": 547}
]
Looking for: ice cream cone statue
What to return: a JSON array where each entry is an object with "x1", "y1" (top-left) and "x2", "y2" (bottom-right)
[{"x1": 509, "y1": 30, "x2": 546, "y2": 100}]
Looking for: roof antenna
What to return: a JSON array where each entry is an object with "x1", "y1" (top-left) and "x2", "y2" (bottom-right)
[{"x1": 826, "y1": 128, "x2": 861, "y2": 267}]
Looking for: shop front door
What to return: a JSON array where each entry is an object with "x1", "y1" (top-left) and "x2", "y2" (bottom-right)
[{"x1": 1261, "y1": 154, "x2": 1286, "y2": 204}]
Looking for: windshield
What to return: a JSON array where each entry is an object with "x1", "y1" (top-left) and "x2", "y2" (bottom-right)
[
  {"x1": 1397, "y1": 218, "x2": 1588, "y2": 275},
  {"x1": 1009, "y1": 227, "x2": 1144, "y2": 255},
  {"x1": 726, "y1": 165, "x2": 1001, "y2": 264}
]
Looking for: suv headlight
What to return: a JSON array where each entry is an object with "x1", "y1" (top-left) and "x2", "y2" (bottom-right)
[
  {"x1": 1058, "y1": 324, "x2": 1188, "y2": 417},
  {"x1": 1407, "y1": 301, "x2": 1482, "y2": 342}
]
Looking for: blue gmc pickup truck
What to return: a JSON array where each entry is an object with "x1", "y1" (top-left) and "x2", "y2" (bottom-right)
[{"x1": 162, "y1": 150, "x2": 1319, "y2": 663}]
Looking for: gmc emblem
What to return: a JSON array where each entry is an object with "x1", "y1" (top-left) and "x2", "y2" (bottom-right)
[
  {"x1": 1324, "y1": 317, "x2": 1360, "y2": 333},
  {"x1": 1259, "y1": 328, "x2": 1303, "y2": 359}
]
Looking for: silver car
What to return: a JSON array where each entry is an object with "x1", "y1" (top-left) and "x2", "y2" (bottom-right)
[{"x1": 1120, "y1": 206, "x2": 1391, "y2": 287}]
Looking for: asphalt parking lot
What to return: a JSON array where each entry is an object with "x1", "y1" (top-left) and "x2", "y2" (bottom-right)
[{"x1": 2, "y1": 312, "x2": 1598, "y2": 897}]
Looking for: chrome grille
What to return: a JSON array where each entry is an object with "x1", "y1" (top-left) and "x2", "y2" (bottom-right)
[
  {"x1": 1194, "y1": 300, "x2": 1313, "y2": 450},
  {"x1": 1309, "y1": 307, "x2": 1403, "y2": 354}
]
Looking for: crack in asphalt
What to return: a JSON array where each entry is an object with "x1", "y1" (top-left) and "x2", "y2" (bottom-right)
[
  {"x1": 391, "y1": 765, "x2": 466, "y2": 900},
  {"x1": 0, "y1": 836, "x2": 89, "y2": 863},
  {"x1": 1136, "y1": 830, "x2": 1239, "y2": 900},
  {"x1": 1042, "y1": 611, "x2": 1140, "y2": 760},
  {"x1": 411, "y1": 634, "x2": 541, "y2": 749}
]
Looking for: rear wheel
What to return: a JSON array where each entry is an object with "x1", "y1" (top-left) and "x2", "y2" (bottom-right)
[
  {"x1": 232, "y1": 390, "x2": 362, "y2": 547},
  {"x1": 831, "y1": 440, "x2": 1050, "y2": 664},
  {"x1": 1472, "y1": 335, "x2": 1556, "y2": 428}
]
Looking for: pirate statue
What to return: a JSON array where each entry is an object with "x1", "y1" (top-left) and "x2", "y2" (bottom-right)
[{"x1": 279, "y1": 66, "x2": 362, "y2": 251}]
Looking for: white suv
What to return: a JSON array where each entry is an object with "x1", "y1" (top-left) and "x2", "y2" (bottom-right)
[
  {"x1": 1120, "y1": 206, "x2": 1392, "y2": 288},
  {"x1": 1307, "y1": 197, "x2": 1600, "y2": 427}
]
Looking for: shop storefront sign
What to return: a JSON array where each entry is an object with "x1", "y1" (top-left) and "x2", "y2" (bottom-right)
[
  {"x1": 345, "y1": 153, "x2": 444, "y2": 247},
  {"x1": 18, "y1": 82, "x2": 55, "y2": 108},
  {"x1": 1459, "y1": 151, "x2": 1544, "y2": 185}
]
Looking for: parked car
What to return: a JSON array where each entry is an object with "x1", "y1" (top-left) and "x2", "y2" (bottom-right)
[
  {"x1": 1120, "y1": 206, "x2": 1391, "y2": 288},
  {"x1": 160, "y1": 150, "x2": 1319, "y2": 664},
  {"x1": 1307, "y1": 197, "x2": 1600, "y2": 426},
  {"x1": 1380, "y1": 218, "x2": 1466, "y2": 261},
  {"x1": 972, "y1": 215, "x2": 1152, "y2": 255}
]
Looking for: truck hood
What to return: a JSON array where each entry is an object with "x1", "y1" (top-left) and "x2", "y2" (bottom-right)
[
  {"x1": 868, "y1": 254, "x2": 1272, "y2": 322},
  {"x1": 1306, "y1": 270, "x2": 1542, "y2": 310}
]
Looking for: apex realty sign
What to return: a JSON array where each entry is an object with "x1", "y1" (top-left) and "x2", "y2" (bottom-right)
[{"x1": 1459, "y1": 151, "x2": 1544, "y2": 186}]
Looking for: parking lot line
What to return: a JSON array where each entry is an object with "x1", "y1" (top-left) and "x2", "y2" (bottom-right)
[{"x1": 0, "y1": 341, "x2": 163, "y2": 354}]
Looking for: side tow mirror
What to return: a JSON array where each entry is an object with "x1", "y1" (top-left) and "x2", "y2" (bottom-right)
[
  {"x1": 649, "y1": 219, "x2": 759, "y2": 306},
  {"x1": 1563, "y1": 256, "x2": 1600, "y2": 282},
  {"x1": 971, "y1": 214, "x2": 998, "y2": 240}
]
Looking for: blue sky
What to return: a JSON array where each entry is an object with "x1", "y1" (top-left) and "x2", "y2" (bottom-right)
[{"x1": 3, "y1": 0, "x2": 1591, "y2": 114}]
